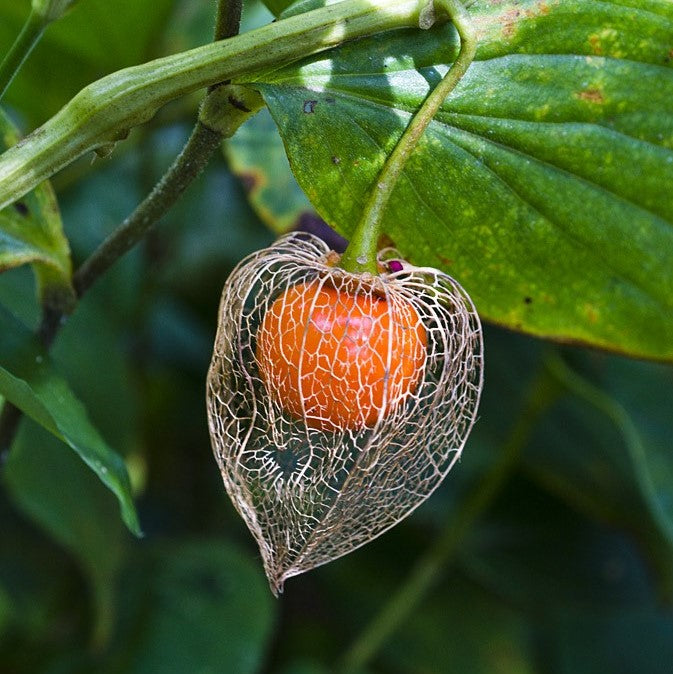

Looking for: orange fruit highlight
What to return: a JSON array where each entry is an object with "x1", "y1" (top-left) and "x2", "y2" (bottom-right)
[{"x1": 256, "y1": 281, "x2": 427, "y2": 430}]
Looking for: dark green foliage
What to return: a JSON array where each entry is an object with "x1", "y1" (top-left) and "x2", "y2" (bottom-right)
[{"x1": 1, "y1": 1, "x2": 672, "y2": 672}]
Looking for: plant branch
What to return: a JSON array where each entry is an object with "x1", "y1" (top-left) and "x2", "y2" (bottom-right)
[
  {"x1": 336, "y1": 358, "x2": 561, "y2": 672},
  {"x1": 213, "y1": 0, "x2": 243, "y2": 46},
  {"x1": 0, "y1": 0, "x2": 247, "y2": 456},
  {"x1": 0, "y1": 0, "x2": 433, "y2": 210},
  {"x1": 0, "y1": 9, "x2": 48, "y2": 101},
  {"x1": 73, "y1": 122, "x2": 220, "y2": 296},
  {"x1": 71, "y1": 0, "x2": 252, "y2": 299},
  {"x1": 340, "y1": 0, "x2": 476, "y2": 274}
]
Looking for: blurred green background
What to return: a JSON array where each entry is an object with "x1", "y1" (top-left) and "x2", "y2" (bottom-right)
[{"x1": 1, "y1": 1, "x2": 673, "y2": 673}]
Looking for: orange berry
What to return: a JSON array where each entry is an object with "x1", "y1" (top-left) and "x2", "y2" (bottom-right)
[{"x1": 256, "y1": 281, "x2": 427, "y2": 430}]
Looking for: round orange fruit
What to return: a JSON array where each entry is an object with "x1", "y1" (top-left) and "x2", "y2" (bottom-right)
[{"x1": 256, "y1": 281, "x2": 427, "y2": 430}]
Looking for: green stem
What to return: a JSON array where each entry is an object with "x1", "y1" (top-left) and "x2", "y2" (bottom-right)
[
  {"x1": 0, "y1": 0, "x2": 432, "y2": 211},
  {"x1": 336, "y1": 359, "x2": 560, "y2": 672},
  {"x1": 213, "y1": 0, "x2": 243, "y2": 48},
  {"x1": 74, "y1": 121, "x2": 224, "y2": 296},
  {"x1": 339, "y1": 0, "x2": 476, "y2": 275},
  {"x1": 0, "y1": 9, "x2": 48, "y2": 102}
]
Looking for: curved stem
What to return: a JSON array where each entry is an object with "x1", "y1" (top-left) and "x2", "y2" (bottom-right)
[
  {"x1": 336, "y1": 358, "x2": 561, "y2": 672},
  {"x1": 0, "y1": 9, "x2": 48, "y2": 101},
  {"x1": 73, "y1": 122, "x2": 220, "y2": 296},
  {"x1": 339, "y1": 0, "x2": 476, "y2": 275}
]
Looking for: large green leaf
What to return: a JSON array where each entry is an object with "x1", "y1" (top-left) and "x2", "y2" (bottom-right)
[
  {"x1": 0, "y1": 109, "x2": 72, "y2": 303},
  {"x1": 0, "y1": 304, "x2": 141, "y2": 536},
  {"x1": 246, "y1": 0, "x2": 673, "y2": 360}
]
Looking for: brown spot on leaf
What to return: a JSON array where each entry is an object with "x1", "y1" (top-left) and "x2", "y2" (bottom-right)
[
  {"x1": 589, "y1": 34, "x2": 603, "y2": 55},
  {"x1": 499, "y1": 0, "x2": 554, "y2": 37},
  {"x1": 524, "y1": 1, "x2": 550, "y2": 18},
  {"x1": 524, "y1": 296, "x2": 533, "y2": 305},
  {"x1": 331, "y1": 156, "x2": 341, "y2": 165},
  {"x1": 577, "y1": 88, "x2": 605, "y2": 104},
  {"x1": 501, "y1": 9, "x2": 522, "y2": 37},
  {"x1": 584, "y1": 304, "x2": 599, "y2": 323}
]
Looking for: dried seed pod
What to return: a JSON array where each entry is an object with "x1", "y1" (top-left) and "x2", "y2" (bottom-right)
[{"x1": 207, "y1": 232, "x2": 483, "y2": 594}]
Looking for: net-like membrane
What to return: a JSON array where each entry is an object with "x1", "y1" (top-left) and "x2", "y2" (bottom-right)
[{"x1": 207, "y1": 232, "x2": 483, "y2": 594}]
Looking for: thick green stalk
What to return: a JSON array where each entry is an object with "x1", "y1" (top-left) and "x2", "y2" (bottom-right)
[
  {"x1": 0, "y1": 0, "x2": 432, "y2": 211},
  {"x1": 339, "y1": 0, "x2": 476, "y2": 274},
  {"x1": 0, "y1": 9, "x2": 48, "y2": 101}
]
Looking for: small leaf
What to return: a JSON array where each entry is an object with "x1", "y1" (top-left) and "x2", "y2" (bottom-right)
[
  {"x1": 226, "y1": 109, "x2": 315, "y2": 234},
  {"x1": 0, "y1": 109, "x2": 73, "y2": 305},
  {"x1": 0, "y1": 304, "x2": 141, "y2": 536},
  {"x1": 248, "y1": 0, "x2": 673, "y2": 360}
]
